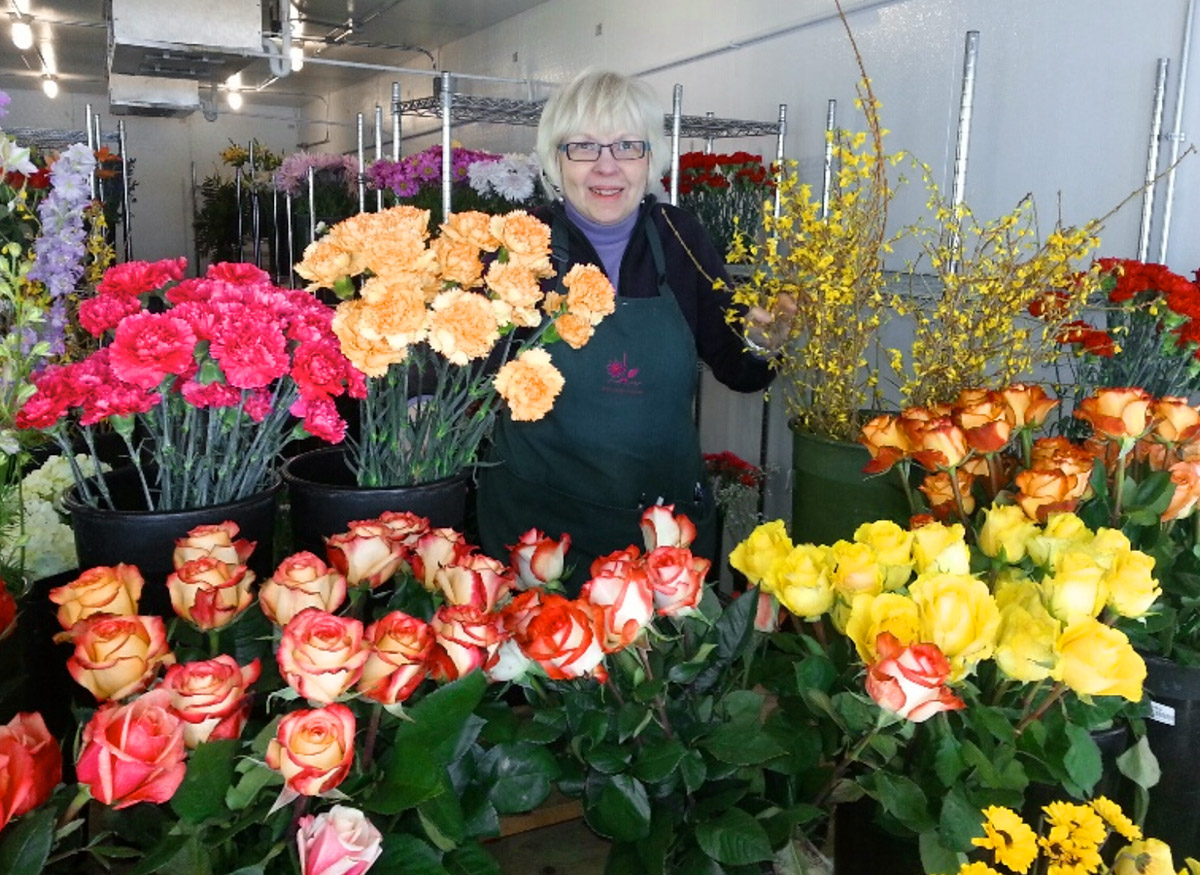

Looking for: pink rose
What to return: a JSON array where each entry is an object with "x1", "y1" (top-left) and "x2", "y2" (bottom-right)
[
  {"x1": 0, "y1": 713, "x2": 61, "y2": 827},
  {"x1": 326, "y1": 521, "x2": 405, "y2": 589},
  {"x1": 260, "y1": 552, "x2": 348, "y2": 626},
  {"x1": 409, "y1": 528, "x2": 470, "y2": 592},
  {"x1": 640, "y1": 505, "x2": 697, "y2": 550},
  {"x1": 357, "y1": 611, "x2": 433, "y2": 705},
  {"x1": 581, "y1": 557, "x2": 654, "y2": 652},
  {"x1": 63, "y1": 614, "x2": 175, "y2": 702},
  {"x1": 864, "y1": 632, "x2": 966, "y2": 723},
  {"x1": 266, "y1": 704, "x2": 355, "y2": 796},
  {"x1": 519, "y1": 594, "x2": 607, "y2": 681},
  {"x1": 296, "y1": 805, "x2": 383, "y2": 875},
  {"x1": 75, "y1": 689, "x2": 187, "y2": 809},
  {"x1": 173, "y1": 520, "x2": 255, "y2": 569},
  {"x1": 278, "y1": 609, "x2": 368, "y2": 704},
  {"x1": 167, "y1": 557, "x2": 256, "y2": 631},
  {"x1": 509, "y1": 529, "x2": 571, "y2": 589},
  {"x1": 162, "y1": 656, "x2": 261, "y2": 748},
  {"x1": 48, "y1": 564, "x2": 144, "y2": 629},
  {"x1": 430, "y1": 604, "x2": 498, "y2": 681},
  {"x1": 436, "y1": 553, "x2": 512, "y2": 612},
  {"x1": 645, "y1": 547, "x2": 709, "y2": 617}
]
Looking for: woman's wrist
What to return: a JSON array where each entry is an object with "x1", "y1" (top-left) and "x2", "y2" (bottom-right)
[{"x1": 743, "y1": 332, "x2": 779, "y2": 359}]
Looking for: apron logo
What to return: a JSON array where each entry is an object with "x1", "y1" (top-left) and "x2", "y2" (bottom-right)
[{"x1": 604, "y1": 354, "x2": 643, "y2": 394}]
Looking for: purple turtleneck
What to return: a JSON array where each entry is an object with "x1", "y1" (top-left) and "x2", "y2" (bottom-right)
[{"x1": 564, "y1": 200, "x2": 639, "y2": 295}]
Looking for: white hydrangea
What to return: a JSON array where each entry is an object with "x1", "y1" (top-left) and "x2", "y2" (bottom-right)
[
  {"x1": 22, "y1": 453, "x2": 108, "y2": 505},
  {"x1": 1, "y1": 496, "x2": 77, "y2": 580}
]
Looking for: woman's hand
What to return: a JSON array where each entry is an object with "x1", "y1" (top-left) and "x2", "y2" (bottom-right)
[{"x1": 744, "y1": 293, "x2": 798, "y2": 357}]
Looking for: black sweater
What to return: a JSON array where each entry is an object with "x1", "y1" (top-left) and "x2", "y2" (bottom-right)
[{"x1": 537, "y1": 197, "x2": 775, "y2": 395}]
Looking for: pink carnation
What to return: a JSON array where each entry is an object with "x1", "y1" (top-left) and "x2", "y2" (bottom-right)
[
  {"x1": 210, "y1": 317, "x2": 289, "y2": 389},
  {"x1": 78, "y1": 294, "x2": 143, "y2": 337},
  {"x1": 292, "y1": 339, "x2": 351, "y2": 400},
  {"x1": 207, "y1": 262, "x2": 270, "y2": 284},
  {"x1": 96, "y1": 257, "x2": 186, "y2": 298},
  {"x1": 108, "y1": 312, "x2": 198, "y2": 390},
  {"x1": 291, "y1": 396, "x2": 347, "y2": 443},
  {"x1": 181, "y1": 379, "x2": 243, "y2": 409}
]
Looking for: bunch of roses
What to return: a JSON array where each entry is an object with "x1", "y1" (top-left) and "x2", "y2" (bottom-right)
[
  {"x1": 859, "y1": 384, "x2": 1200, "y2": 527},
  {"x1": 16, "y1": 259, "x2": 362, "y2": 509}
]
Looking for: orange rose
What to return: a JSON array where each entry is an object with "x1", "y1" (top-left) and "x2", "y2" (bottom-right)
[
  {"x1": 494, "y1": 347, "x2": 565, "y2": 422},
  {"x1": 436, "y1": 553, "x2": 512, "y2": 612},
  {"x1": 48, "y1": 564, "x2": 144, "y2": 629},
  {"x1": 260, "y1": 552, "x2": 348, "y2": 626},
  {"x1": 357, "y1": 610, "x2": 434, "y2": 705},
  {"x1": 512, "y1": 594, "x2": 607, "y2": 681},
  {"x1": 1014, "y1": 468, "x2": 1085, "y2": 522},
  {"x1": 162, "y1": 655, "x2": 261, "y2": 748},
  {"x1": 860, "y1": 413, "x2": 912, "y2": 474},
  {"x1": 266, "y1": 704, "x2": 355, "y2": 797},
  {"x1": 1163, "y1": 461, "x2": 1200, "y2": 522},
  {"x1": 167, "y1": 557, "x2": 255, "y2": 631},
  {"x1": 63, "y1": 614, "x2": 175, "y2": 702},
  {"x1": 510, "y1": 529, "x2": 571, "y2": 589},
  {"x1": 952, "y1": 389, "x2": 1014, "y2": 453},
  {"x1": 410, "y1": 527, "x2": 471, "y2": 592},
  {"x1": 172, "y1": 520, "x2": 254, "y2": 570},
  {"x1": 326, "y1": 521, "x2": 405, "y2": 589},
  {"x1": 902, "y1": 416, "x2": 971, "y2": 471},
  {"x1": 1074, "y1": 387, "x2": 1154, "y2": 441},
  {"x1": 581, "y1": 553, "x2": 655, "y2": 651},
  {"x1": 375, "y1": 510, "x2": 431, "y2": 549},
  {"x1": 919, "y1": 469, "x2": 975, "y2": 521},
  {"x1": 864, "y1": 632, "x2": 965, "y2": 722},
  {"x1": 1000, "y1": 383, "x2": 1059, "y2": 429},
  {"x1": 645, "y1": 546, "x2": 709, "y2": 617},
  {"x1": 278, "y1": 609, "x2": 368, "y2": 704},
  {"x1": 1153, "y1": 396, "x2": 1200, "y2": 445}
]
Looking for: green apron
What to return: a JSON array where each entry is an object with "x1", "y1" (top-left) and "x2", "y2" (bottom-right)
[{"x1": 477, "y1": 211, "x2": 717, "y2": 591}]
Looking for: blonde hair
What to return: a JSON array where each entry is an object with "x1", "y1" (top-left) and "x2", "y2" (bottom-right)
[{"x1": 536, "y1": 69, "x2": 668, "y2": 199}]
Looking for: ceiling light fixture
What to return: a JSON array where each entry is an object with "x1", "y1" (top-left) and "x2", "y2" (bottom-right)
[
  {"x1": 42, "y1": 75, "x2": 57, "y2": 98},
  {"x1": 226, "y1": 89, "x2": 242, "y2": 110},
  {"x1": 10, "y1": 16, "x2": 32, "y2": 50},
  {"x1": 289, "y1": 44, "x2": 304, "y2": 72}
]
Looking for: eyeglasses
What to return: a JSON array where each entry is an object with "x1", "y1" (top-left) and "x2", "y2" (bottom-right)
[{"x1": 558, "y1": 140, "x2": 649, "y2": 162}]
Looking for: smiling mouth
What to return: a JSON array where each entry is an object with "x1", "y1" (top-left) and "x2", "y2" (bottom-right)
[{"x1": 590, "y1": 187, "x2": 623, "y2": 196}]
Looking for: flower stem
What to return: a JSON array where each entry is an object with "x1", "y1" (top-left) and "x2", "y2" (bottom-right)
[
  {"x1": 1016, "y1": 682, "x2": 1068, "y2": 735},
  {"x1": 361, "y1": 706, "x2": 382, "y2": 770},
  {"x1": 57, "y1": 785, "x2": 91, "y2": 832}
]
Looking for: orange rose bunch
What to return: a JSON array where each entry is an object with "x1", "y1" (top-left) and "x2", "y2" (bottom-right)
[{"x1": 294, "y1": 205, "x2": 615, "y2": 488}]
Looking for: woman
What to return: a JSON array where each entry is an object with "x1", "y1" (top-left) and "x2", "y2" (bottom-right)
[{"x1": 477, "y1": 69, "x2": 792, "y2": 590}]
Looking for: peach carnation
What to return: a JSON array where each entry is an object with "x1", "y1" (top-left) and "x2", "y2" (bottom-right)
[
  {"x1": 432, "y1": 236, "x2": 485, "y2": 289},
  {"x1": 332, "y1": 300, "x2": 409, "y2": 377},
  {"x1": 562, "y1": 264, "x2": 616, "y2": 324},
  {"x1": 495, "y1": 347, "x2": 565, "y2": 421},
  {"x1": 441, "y1": 210, "x2": 500, "y2": 252},
  {"x1": 426, "y1": 289, "x2": 501, "y2": 365},
  {"x1": 490, "y1": 211, "x2": 553, "y2": 277},
  {"x1": 555, "y1": 312, "x2": 595, "y2": 349},
  {"x1": 357, "y1": 277, "x2": 429, "y2": 348}
]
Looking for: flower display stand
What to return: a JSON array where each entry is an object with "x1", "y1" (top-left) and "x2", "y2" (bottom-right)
[{"x1": 1143, "y1": 656, "x2": 1200, "y2": 855}]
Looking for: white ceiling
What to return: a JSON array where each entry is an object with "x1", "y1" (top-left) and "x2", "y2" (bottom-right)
[{"x1": 2, "y1": 0, "x2": 552, "y2": 107}]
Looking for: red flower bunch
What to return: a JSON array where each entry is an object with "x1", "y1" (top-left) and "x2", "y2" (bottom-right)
[
  {"x1": 704, "y1": 450, "x2": 765, "y2": 489},
  {"x1": 668, "y1": 152, "x2": 774, "y2": 258},
  {"x1": 16, "y1": 259, "x2": 363, "y2": 511},
  {"x1": 667, "y1": 151, "x2": 773, "y2": 197}
]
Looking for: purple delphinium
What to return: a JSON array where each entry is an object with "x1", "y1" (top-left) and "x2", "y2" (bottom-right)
[{"x1": 26, "y1": 142, "x2": 95, "y2": 355}]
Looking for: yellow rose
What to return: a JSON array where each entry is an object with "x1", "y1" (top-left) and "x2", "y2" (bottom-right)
[
  {"x1": 911, "y1": 522, "x2": 971, "y2": 575},
  {"x1": 1086, "y1": 527, "x2": 1133, "y2": 569},
  {"x1": 729, "y1": 521, "x2": 794, "y2": 590},
  {"x1": 853, "y1": 520, "x2": 914, "y2": 591},
  {"x1": 1113, "y1": 839, "x2": 1175, "y2": 875},
  {"x1": 772, "y1": 544, "x2": 834, "y2": 619},
  {"x1": 978, "y1": 504, "x2": 1039, "y2": 563},
  {"x1": 1054, "y1": 618, "x2": 1145, "y2": 701},
  {"x1": 1026, "y1": 512, "x2": 1093, "y2": 569},
  {"x1": 844, "y1": 592, "x2": 920, "y2": 664},
  {"x1": 1104, "y1": 549, "x2": 1160, "y2": 619},
  {"x1": 993, "y1": 579, "x2": 1060, "y2": 682},
  {"x1": 1041, "y1": 549, "x2": 1108, "y2": 624},
  {"x1": 910, "y1": 572, "x2": 1000, "y2": 679},
  {"x1": 829, "y1": 540, "x2": 883, "y2": 602}
]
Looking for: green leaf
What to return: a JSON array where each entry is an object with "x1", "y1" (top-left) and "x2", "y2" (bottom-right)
[
  {"x1": 680, "y1": 749, "x2": 708, "y2": 794},
  {"x1": 1117, "y1": 735, "x2": 1161, "y2": 792},
  {"x1": 443, "y1": 841, "x2": 503, "y2": 875},
  {"x1": 616, "y1": 702, "x2": 653, "y2": 743},
  {"x1": 419, "y1": 789, "x2": 468, "y2": 848},
  {"x1": 720, "y1": 689, "x2": 766, "y2": 723},
  {"x1": 226, "y1": 868, "x2": 266, "y2": 875},
  {"x1": 369, "y1": 746, "x2": 446, "y2": 814},
  {"x1": 872, "y1": 772, "x2": 935, "y2": 834},
  {"x1": 0, "y1": 806, "x2": 56, "y2": 875},
  {"x1": 794, "y1": 652, "x2": 836, "y2": 695},
  {"x1": 226, "y1": 760, "x2": 281, "y2": 811},
  {"x1": 633, "y1": 739, "x2": 688, "y2": 784},
  {"x1": 1062, "y1": 723, "x2": 1102, "y2": 794},
  {"x1": 918, "y1": 828, "x2": 965, "y2": 875},
  {"x1": 394, "y1": 671, "x2": 488, "y2": 765},
  {"x1": 938, "y1": 786, "x2": 984, "y2": 852},
  {"x1": 584, "y1": 772, "x2": 652, "y2": 842},
  {"x1": 376, "y1": 834, "x2": 450, "y2": 875},
  {"x1": 695, "y1": 807, "x2": 774, "y2": 865},
  {"x1": 171, "y1": 738, "x2": 238, "y2": 823},
  {"x1": 933, "y1": 733, "x2": 966, "y2": 787},
  {"x1": 480, "y1": 742, "x2": 560, "y2": 814},
  {"x1": 703, "y1": 721, "x2": 787, "y2": 765}
]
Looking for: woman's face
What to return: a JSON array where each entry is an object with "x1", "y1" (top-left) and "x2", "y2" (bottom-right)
[{"x1": 558, "y1": 129, "x2": 650, "y2": 225}]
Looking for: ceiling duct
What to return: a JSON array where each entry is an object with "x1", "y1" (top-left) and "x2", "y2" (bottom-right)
[
  {"x1": 108, "y1": 0, "x2": 263, "y2": 81},
  {"x1": 109, "y1": 74, "x2": 200, "y2": 118}
]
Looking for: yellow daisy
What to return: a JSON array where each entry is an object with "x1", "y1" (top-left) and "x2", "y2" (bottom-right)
[
  {"x1": 1090, "y1": 795, "x2": 1141, "y2": 843},
  {"x1": 957, "y1": 863, "x2": 1005, "y2": 875},
  {"x1": 972, "y1": 806, "x2": 1039, "y2": 874}
]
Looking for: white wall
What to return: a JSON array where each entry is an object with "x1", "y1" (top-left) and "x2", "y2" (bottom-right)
[{"x1": 2, "y1": 86, "x2": 301, "y2": 267}]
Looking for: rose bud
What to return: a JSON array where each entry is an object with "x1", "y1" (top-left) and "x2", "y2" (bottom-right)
[
  {"x1": 326, "y1": 521, "x2": 405, "y2": 589},
  {"x1": 1163, "y1": 461, "x2": 1200, "y2": 522},
  {"x1": 357, "y1": 611, "x2": 433, "y2": 706},
  {"x1": 509, "y1": 528, "x2": 570, "y2": 589},
  {"x1": 167, "y1": 557, "x2": 255, "y2": 631},
  {"x1": 645, "y1": 546, "x2": 709, "y2": 617},
  {"x1": 430, "y1": 604, "x2": 498, "y2": 681},
  {"x1": 1014, "y1": 469, "x2": 1085, "y2": 523},
  {"x1": 0, "y1": 713, "x2": 61, "y2": 824},
  {"x1": 865, "y1": 632, "x2": 965, "y2": 722},
  {"x1": 436, "y1": 553, "x2": 512, "y2": 612},
  {"x1": 266, "y1": 704, "x2": 356, "y2": 796},
  {"x1": 62, "y1": 614, "x2": 175, "y2": 701},
  {"x1": 375, "y1": 510, "x2": 430, "y2": 550},
  {"x1": 48, "y1": 564, "x2": 144, "y2": 629},
  {"x1": 278, "y1": 609, "x2": 368, "y2": 704},
  {"x1": 162, "y1": 655, "x2": 262, "y2": 748},
  {"x1": 296, "y1": 805, "x2": 383, "y2": 875},
  {"x1": 173, "y1": 520, "x2": 255, "y2": 569},
  {"x1": 1000, "y1": 383, "x2": 1058, "y2": 429},
  {"x1": 1074, "y1": 387, "x2": 1154, "y2": 441},
  {"x1": 580, "y1": 557, "x2": 654, "y2": 651},
  {"x1": 260, "y1": 552, "x2": 348, "y2": 626},
  {"x1": 409, "y1": 528, "x2": 471, "y2": 592},
  {"x1": 918, "y1": 469, "x2": 976, "y2": 522},
  {"x1": 519, "y1": 594, "x2": 607, "y2": 680},
  {"x1": 1054, "y1": 617, "x2": 1145, "y2": 702},
  {"x1": 640, "y1": 504, "x2": 697, "y2": 550},
  {"x1": 75, "y1": 689, "x2": 187, "y2": 809}
]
